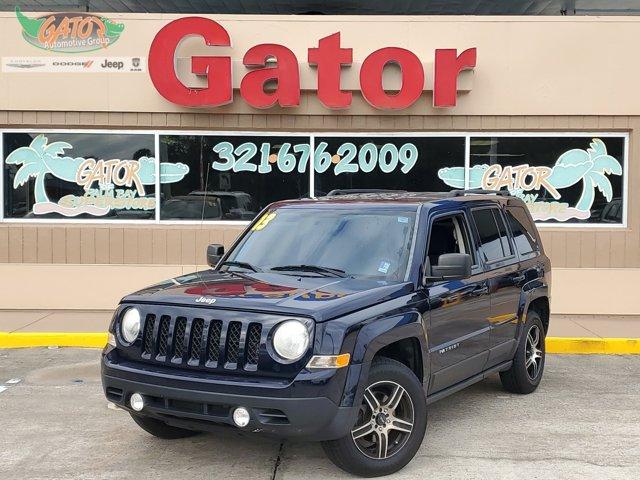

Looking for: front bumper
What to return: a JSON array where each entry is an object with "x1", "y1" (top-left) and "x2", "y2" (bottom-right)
[{"x1": 101, "y1": 352, "x2": 359, "y2": 441}]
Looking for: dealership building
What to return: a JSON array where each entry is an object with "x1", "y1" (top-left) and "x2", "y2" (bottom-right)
[{"x1": 0, "y1": 2, "x2": 638, "y2": 316}]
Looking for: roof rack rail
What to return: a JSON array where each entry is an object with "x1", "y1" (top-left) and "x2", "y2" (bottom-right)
[
  {"x1": 326, "y1": 189, "x2": 407, "y2": 196},
  {"x1": 449, "y1": 188, "x2": 511, "y2": 197}
]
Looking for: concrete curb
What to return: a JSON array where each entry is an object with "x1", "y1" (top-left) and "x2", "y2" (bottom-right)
[
  {"x1": 546, "y1": 337, "x2": 640, "y2": 354},
  {"x1": 0, "y1": 332, "x2": 108, "y2": 349},
  {"x1": 1, "y1": 332, "x2": 640, "y2": 354}
]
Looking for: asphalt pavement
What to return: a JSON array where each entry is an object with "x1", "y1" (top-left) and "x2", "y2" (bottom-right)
[{"x1": 0, "y1": 348, "x2": 638, "y2": 480}]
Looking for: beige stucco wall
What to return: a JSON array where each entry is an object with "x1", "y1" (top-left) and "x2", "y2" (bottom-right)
[{"x1": 1, "y1": 14, "x2": 640, "y2": 116}]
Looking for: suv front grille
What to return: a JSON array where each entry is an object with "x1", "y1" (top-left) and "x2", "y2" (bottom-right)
[
  {"x1": 136, "y1": 313, "x2": 266, "y2": 371},
  {"x1": 157, "y1": 316, "x2": 170, "y2": 357},
  {"x1": 172, "y1": 317, "x2": 187, "y2": 361},
  {"x1": 189, "y1": 318, "x2": 204, "y2": 363},
  {"x1": 225, "y1": 321, "x2": 242, "y2": 365},
  {"x1": 206, "y1": 320, "x2": 223, "y2": 364},
  {"x1": 142, "y1": 314, "x2": 156, "y2": 355},
  {"x1": 245, "y1": 324, "x2": 262, "y2": 366}
]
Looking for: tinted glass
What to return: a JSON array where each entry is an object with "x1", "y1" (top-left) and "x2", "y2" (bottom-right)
[
  {"x1": 159, "y1": 135, "x2": 310, "y2": 220},
  {"x1": 472, "y1": 208, "x2": 505, "y2": 262},
  {"x1": 493, "y1": 209, "x2": 513, "y2": 256},
  {"x1": 314, "y1": 136, "x2": 465, "y2": 196},
  {"x1": 227, "y1": 208, "x2": 417, "y2": 281},
  {"x1": 3, "y1": 132, "x2": 155, "y2": 220},
  {"x1": 463, "y1": 136, "x2": 625, "y2": 224},
  {"x1": 427, "y1": 215, "x2": 473, "y2": 266},
  {"x1": 506, "y1": 206, "x2": 538, "y2": 255}
]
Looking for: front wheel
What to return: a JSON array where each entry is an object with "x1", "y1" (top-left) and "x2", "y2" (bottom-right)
[
  {"x1": 500, "y1": 309, "x2": 546, "y2": 394},
  {"x1": 322, "y1": 358, "x2": 427, "y2": 477}
]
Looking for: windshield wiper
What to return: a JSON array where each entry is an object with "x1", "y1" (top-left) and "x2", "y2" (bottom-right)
[
  {"x1": 218, "y1": 260, "x2": 262, "y2": 273},
  {"x1": 270, "y1": 264, "x2": 348, "y2": 278}
]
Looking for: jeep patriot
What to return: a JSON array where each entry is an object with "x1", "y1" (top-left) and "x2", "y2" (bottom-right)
[{"x1": 101, "y1": 189, "x2": 551, "y2": 477}]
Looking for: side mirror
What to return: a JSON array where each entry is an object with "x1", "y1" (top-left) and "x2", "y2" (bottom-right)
[
  {"x1": 207, "y1": 244, "x2": 224, "y2": 268},
  {"x1": 426, "y1": 253, "x2": 472, "y2": 282}
]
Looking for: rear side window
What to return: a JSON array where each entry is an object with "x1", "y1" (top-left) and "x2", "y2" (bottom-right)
[
  {"x1": 472, "y1": 208, "x2": 512, "y2": 263},
  {"x1": 505, "y1": 206, "x2": 539, "y2": 255}
]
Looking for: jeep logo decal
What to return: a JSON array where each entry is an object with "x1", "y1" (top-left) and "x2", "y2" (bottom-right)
[{"x1": 195, "y1": 296, "x2": 217, "y2": 305}]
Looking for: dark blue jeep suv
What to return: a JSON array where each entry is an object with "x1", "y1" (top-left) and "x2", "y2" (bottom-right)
[{"x1": 101, "y1": 189, "x2": 551, "y2": 477}]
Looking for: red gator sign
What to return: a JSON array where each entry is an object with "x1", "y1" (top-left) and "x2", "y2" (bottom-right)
[{"x1": 148, "y1": 17, "x2": 476, "y2": 110}]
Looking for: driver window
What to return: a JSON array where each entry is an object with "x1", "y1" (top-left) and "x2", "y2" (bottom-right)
[{"x1": 427, "y1": 215, "x2": 473, "y2": 269}]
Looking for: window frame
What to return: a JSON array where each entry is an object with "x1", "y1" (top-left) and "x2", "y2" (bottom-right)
[
  {"x1": 0, "y1": 129, "x2": 629, "y2": 227},
  {"x1": 424, "y1": 209, "x2": 482, "y2": 278},
  {"x1": 467, "y1": 132, "x2": 629, "y2": 229},
  {"x1": 157, "y1": 131, "x2": 314, "y2": 224},
  {"x1": 1, "y1": 128, "x2": 161, "y2": 225},
  {"x1": 504, "y1": 205, "x2": 540, "y2": 260},
  {"x1": 470, "y1": 205, "x2": 518, "y2": 268}
]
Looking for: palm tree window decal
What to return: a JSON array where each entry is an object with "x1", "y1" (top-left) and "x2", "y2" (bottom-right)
[
  {"x1": 437, "y1": 138, "x2": 623, "y2": 222},
  {"x1": 548, "y1": 138, "x2": 622, "y2": 212},
  {"x1": 5, "y1": 134, "x2": 189, "y2": 217}
]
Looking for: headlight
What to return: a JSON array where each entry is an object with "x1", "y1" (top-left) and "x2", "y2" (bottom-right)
[
  {"x1": 120, "y1": 307, "x2": 141, "y2": 344},
  {"x1": 272, "y1": 320, "x2": 310, "y2": 362}
]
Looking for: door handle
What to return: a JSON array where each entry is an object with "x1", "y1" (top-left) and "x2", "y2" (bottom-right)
[
  {"x1": 472, "y1": 284, "x2": 489, "y2": 295},
  {"x1": 513, "y1": 274, "x2": 526, "y2": 284}
]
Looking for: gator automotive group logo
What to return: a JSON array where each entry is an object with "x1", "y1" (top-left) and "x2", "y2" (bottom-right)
[{"x1": 15, "y1": 6, "x2": 124, "y2": 52}]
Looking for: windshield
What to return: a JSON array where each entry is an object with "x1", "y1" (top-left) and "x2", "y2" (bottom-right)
[{"x1": 225, "y1": 207, "x2": 417, "y2": 281}]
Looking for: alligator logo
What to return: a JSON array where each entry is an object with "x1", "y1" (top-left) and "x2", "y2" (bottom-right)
[
  {"x1": 15, "y1": 6, "x2": 124, "y2": 53},
  {"x1": 437, "y1": 138, "x2": 622, "y2": 222},
  {"x1": 6, "y1": 134, "x2": 189, "y2": 217}
]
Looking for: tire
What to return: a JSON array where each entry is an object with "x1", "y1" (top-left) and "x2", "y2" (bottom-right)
[
  {"x1": 322, "y1": 358, "x2": 427, "y2": 477},
  {"x1": 500, "y1": 309, "x2": 546, "y2": 394},
  {"x1": 129, "y1": 413, "x2": 201, "y2": 439}
]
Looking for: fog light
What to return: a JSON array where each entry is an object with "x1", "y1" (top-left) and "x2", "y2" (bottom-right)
[
  {"x1": 130, "y1": 393, "x2": 144, "y2": 412},
  {"x1": 232, "y1": 407, "x2": 250, "y2": 427}
]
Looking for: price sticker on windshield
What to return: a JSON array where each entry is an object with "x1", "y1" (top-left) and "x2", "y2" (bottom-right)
[{"x1": 252, "y1": 211, "x2": 277, "y2": 231}]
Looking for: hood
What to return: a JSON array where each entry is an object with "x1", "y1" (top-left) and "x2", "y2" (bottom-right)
[{"x1": 121, "y1": 269, "x2": 414, "y2": 322}]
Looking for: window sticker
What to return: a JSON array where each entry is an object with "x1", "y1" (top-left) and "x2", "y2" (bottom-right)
[
  {"x1": 251, "y1": 211, "x2": 277, "y2": 231},
  {"x1": 209, "y1": 140, "x2": 419, "y2": 175},
  {"x1": 314, "y1": 136, "x2": 464, "y2": 197},
  {"x1": 378, "y1": 261, "x2": 391, "y2": 274},
  {"x1": 437, "y1": 137, "x2": 625, "y2": 223},
  {"x1": 3, "y1": 133, "x2": 188, "y2": 218},
  {"x1": 397, "y1": 216, "x2": 409, "y2": 223},
  {"x1": 159, "y1": 134, "x2": 309, "y2": 221}
]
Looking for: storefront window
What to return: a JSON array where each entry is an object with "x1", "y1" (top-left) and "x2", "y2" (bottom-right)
[
  {"x1": 314, "y1": 136, "x2": 465, "y2": 196},
  {"x1": 3, "y1": 132, "x2": 158, "y2": 220},
  {"x1": 437, "y1": 136, "x2": 626, "y2": 224},
  {"x1": 159, "y1": 135, "x2": 310, "y2": 220},
  {"x1": 1, "y1": 131, "x2": 627, "y2": 225}
]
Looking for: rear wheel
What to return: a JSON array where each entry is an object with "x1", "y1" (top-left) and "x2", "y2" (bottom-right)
[
  {"x1": 130, "y1": 413, "x2": 201, "y2": 439},
  {"x1": 500, "y1": 309, "x2": 546, "y2": 394},
  {"x1": 322, "y1": 358, "x2": 427, "y2": 477}
]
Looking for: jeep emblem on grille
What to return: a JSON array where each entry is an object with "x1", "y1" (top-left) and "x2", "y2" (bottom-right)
[{"x1": 195, "y1": 296, "x2": 217, "y2": 305}]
